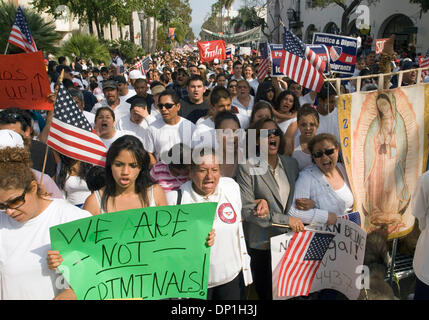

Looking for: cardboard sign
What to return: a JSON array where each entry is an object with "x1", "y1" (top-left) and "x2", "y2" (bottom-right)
[
  {"x1": 0, "y1": 51, "x2": 53, "y2": 110},
  {"x1": 375, "y1": 38, "x2": 389, "y2": 54},
  {"x1": 312, "y1": 33, "x2": 358, "y2": 75},
  {"x1": 197, "y1": 40, "x2": 226, "y2": 63},
  {"x1": 50, "y1": 203, "x2": 217, "y2": 300},
  {"x1": 271, "y1": 219, "x2": 367, "y2": 300}
]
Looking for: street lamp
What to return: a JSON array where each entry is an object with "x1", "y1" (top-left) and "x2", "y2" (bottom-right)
[{"x1": 137, "y1": 11, "x2": 145, "y2": 50}]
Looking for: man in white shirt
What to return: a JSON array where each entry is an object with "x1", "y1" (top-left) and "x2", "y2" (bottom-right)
[
  {"x1": 116, "y1": 97, "x2": 153, "y2": 141},
  {"x1": 315, "y1": 84, "x2": 340, "y2": 142},
  {"x1": 91, "y1": 80, "x2": 131, "y2": 121},
  {"x1": 143, "y1": 90, "x2": 195, "y2": 166},
  {"x1": 288, "y1": 80, "x2": 316, "y2": 107},
  {"x1": 115, "y1": 75, "x2": 136, "y2": 103},
  {"x1": 229, "y1": 60, "x2": 245, "y2": 81}
]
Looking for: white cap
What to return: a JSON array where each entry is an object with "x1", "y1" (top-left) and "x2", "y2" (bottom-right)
[
  {"x1": 213, "y1": 58, "x2": 220, "y2": 64},
  {"x1": 198, "y1": 64, "x2": 206, "y2": 70},
  {"x1": 0, "y1": 129, "x2": 24, "y2": 149},
  {"x1": 129, "y1": 70, "x2": 145, "y2": 80}
]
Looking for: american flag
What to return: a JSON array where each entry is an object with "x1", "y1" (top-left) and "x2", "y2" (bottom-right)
[
  {"x1": 277, "y1": 230, "x2": 334, "y2": 297},
  {"x1": 419, "y1": 49, "x2": 429, "y2": 79},
  {"x1": 339, "y1": 211, "x2": 361, "y2": 227},
  {"x1": 47, "y1": 84, "x2": 107, "y2": 167},
  {"x1": 257, "y1": 42, "x2": 271, "y2": 80},
  {"x1": 280, "y1": 27, "x2": 325, "y2": 92},
  {"x1": 7, "y1": 6, "x2": 37, "y2": 53},
  {"x1": 134, "y1": 56, "x2": 151, "y2": 75}
]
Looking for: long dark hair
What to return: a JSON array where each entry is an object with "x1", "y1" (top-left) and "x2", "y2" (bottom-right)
[
  {"x1": 57, "y1": 154, "x2": 92, "y2": 191},
  {"x1": 255, "y1": 80, "x2": 276, "y2": 104},
  {"x1": 102, "y1": 135, "x2": 153, "y2": 209},
  {"x1": 275, "y1": 90, "x2": 300, "y2": 113}
]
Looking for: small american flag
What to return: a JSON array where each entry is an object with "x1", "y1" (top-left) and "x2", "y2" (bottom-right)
[
  {"x1": 277, "y1": 230, "x2": 334, "y2": 297},
  {"x1": 47, "y1": 84, "x2": 107, "y2": 167},
  {"x1": 134, "y1": 56, "x2": 151, "y2": 75},
  {"x1": 280, "y1": 27, "x2": 325, "y2": 92},
  {"x1": 257, "y1": 42, "x2": 271, "y2": 80},
  {"x1": 339, "y1": 211, "x2": 361, "y2": 227},
  {"x1": 8, "y1": 6, "x2": 37, "y2": 53},
  {"x1": 419, "y1": 49, "x2": 429, "y2": 79}
]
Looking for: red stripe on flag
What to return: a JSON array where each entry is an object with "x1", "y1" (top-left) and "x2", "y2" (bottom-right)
[
  {"x1": 47, "y1": 140, "x2": 106, "y2": 167},
  {"x1": 50, "y1": 122, "x2": 106, "y2": 148},
  {"x1": 48, "y1": 131, "x2": 107, "y2": 157}
]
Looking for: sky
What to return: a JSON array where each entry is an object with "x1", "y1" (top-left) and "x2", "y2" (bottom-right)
[{"x1": 189, "y1": 0, "x2": 245, "y2": 37}]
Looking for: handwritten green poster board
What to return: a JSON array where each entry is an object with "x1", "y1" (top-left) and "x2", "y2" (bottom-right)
[{"x1": 50, "y1": 203, "x2": 217, "y2": 300}]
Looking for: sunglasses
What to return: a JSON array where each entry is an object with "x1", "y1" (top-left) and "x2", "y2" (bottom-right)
[
  {"x1": 158, "y1": 103, "x2": 176, "y2": 110},
  {"x1": 267, "y1": 128, "x2": 282, "y2": 137},
  {"x1": 312, "y1": 148, "x2": 336, "y2": 158},
  {"x1": 0, "y1": 188, "x2": 28, "y2": 211}
]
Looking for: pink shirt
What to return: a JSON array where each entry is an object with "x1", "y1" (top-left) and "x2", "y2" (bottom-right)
[{"x1": 149, "y1": 162, "x2": 188, "y2": 192}]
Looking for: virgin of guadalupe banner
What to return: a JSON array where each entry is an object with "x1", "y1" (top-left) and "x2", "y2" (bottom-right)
[{"x1": 337, "y1": 84, "x2": 429, "y2": 239}]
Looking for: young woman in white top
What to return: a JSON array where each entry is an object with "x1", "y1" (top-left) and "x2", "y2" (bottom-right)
[
  {"x1": 166, "y1": 148, "x2": 252, "y2": 300},
  {"x1": 285, "y1": 105, "x2": 320, "y2": 171},
  {"x1": 56, "y1": 154, "x2": 92, "y2": 207},
  {"x1": 273, "y1": 90, "x2": 300, "y2": 134},
  {"x1": 0, "y1": 146, "x2": 91, "y2": 300},
  {"x1": 83, "y1": 135, "x2": 167, "y2": 215}
]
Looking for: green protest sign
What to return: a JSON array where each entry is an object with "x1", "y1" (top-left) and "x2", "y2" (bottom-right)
[{"x1": 49, "y1": 203, "x2": 217, "y2": 300}]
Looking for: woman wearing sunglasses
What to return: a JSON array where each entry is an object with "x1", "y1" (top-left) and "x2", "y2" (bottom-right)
[
  {"x1": 0, "y1": 146, "x2": 91, "y2": 299},
  {"x1": 237, "y1": 118, "x2": 310, "y2": 300},
  {"x1": 289, "y1": 133, "x2": 353, "y2": 227}
]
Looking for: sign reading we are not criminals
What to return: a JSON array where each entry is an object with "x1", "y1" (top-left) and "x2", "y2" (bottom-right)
[
  {"x1": 0, "y1": 51, "x2": 53, "y2": 110},
  {"x1": 50, "y1": 203, "x2": 217, "y2": 300}
]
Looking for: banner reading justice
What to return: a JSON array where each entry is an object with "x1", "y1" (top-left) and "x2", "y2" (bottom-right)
[
  {"x1": 337, "y1": 84, "x2": 429, "y2": 239},
  {"x1": 50, "y1": 203, "x2": 217, "y2": 300}
]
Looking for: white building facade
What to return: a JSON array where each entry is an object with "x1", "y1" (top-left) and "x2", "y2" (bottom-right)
[{"x1": 267, "y1": 0, "x2": 429, "y2": 55}]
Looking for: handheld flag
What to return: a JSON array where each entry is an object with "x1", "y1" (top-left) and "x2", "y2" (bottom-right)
[
  {"x1": 277, "y1": 230, "x2": 334, "y2": 297},
  {"x1": 257, "y1": 42, "x2": 271, "y2": 80},
  {"x1": 339, "y1": 211, "x2": 362, "y2": 227},
  {"x1": 280, "y1": 28, "x2": 325, "y2": 92},
  {"x1": 7, "y1": 6, "x2": 37, "y2": 53},
  {"x1": 47, "y1": 84, "x2": 107, "y2": 167}
]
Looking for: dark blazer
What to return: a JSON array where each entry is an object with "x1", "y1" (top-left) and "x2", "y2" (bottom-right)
[{"x1": 236, "y1": 154, "x2": 299, "y2": 250}]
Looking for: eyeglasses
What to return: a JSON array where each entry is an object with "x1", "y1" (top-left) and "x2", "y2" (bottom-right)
[
  {"x1": 312, "y1": 148, "x2": 336, "y2": 158},
  {"x1": 158, "y1": 103, "x2": 176, "y2": 110},
  {"x1": 0, "y1": 188, "x2": 28, "y2": 211},
  {"x1": 267, "y1": 129, "x2": 282, "y2": 137}
]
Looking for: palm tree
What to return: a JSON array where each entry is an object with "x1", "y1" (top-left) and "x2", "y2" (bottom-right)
[
  {"x1": 0, "y1": 1, "x2": 62, "y2": 54},
  {"x1": 59, "y1": 33, "x2": 110, "y2": 65}
]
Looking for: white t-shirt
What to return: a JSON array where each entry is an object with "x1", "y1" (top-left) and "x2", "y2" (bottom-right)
[
  {"x1": 0, "y1": 199, "x2": 91, "y2": 300},
  {"x1": 119, "y1": 89, "x2": 136, "y2": 104},
  {"x1": 299, "y1": 92, "x2": 315, "y2": 106},
  {"x1": 91, "y1": 99, "x2": 131, "y2": 122},
  {"x1": 292, "y1": 143, "x2": 313, "y2": 171},
  {"x1": 166, "y1": 178, "x2": 252, "y2": 288},
  {"x1": 62, "y1": 175, "x2": 91, "y2": 206},
  {"x1": 246, "y1": 78, "x2": 259, "y2": 95},
  {"x1": 317, "y1": 109, "x2": 341, "y2": 143},
  {"x1": 101, "y1": 129, "x2": 138, "y2": 150},
  {"x1": 278, "y1": 118, "x2": 296, "y2": 134},
  {"x1": 115, "y1": 115, "x2": 153, "y2": 142},
  {"x1": 232, "y1": 96, "x2": 254, "y2": 118},
  {"x1": 143, "y1": 117, "x2": 195, "y2": 160}
]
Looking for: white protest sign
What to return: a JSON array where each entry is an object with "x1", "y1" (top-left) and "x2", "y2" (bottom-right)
[
  {"x1": 239, "y1": 46, "x2": 251, "y2": 56},
  {"x1": 271, "y1": 219, "x2": 367, "y2": 300}
]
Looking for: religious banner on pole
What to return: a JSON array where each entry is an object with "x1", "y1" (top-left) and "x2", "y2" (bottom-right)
[
  {"x1": 271, "y1": 218, "x2": 367, "y2": 300},
  {"x1": 337, "y1": 84, "x2": 429, "y2": 239},
  {"x1": 50, "y1": 203, "x2": 217, "y2": 300},
  {"x1": 197, "y1": 40, "x2": 226, "y2": 63},
  {"x1": 0, "y1": 50, "x2": 53, "y2": 110}
]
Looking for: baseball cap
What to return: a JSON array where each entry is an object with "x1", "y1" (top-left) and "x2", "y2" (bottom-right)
[
  {"x1": 151, "y1": 84, "x2": 166, "y2": 96},
  {"x1": 213, "y1": 58, "x2": 220, "y2": 64},
  {"x1": 0, "y1": 129, "x2": 24, "y2": 149},
  {"x1": 198, "y1": 64, "x2": 206, "y2": 70},
  {"x1": 402, "y1": 61, "x2": 419, "y2": 71},
  {"x1": 102, "y1": 80, "x2": 118, "y2": 90},
  {"x1": 129, "y1": 70, "x2": 145, "y2": 80}
]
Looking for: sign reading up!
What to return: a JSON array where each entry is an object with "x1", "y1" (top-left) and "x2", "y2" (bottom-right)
[
  {"x1": 0, "y1": 51, "x2": 53, "y2": 110},
  {"x1": 50, "y1": 203, "x2": 217, "y2": 300},
  {"x1": 197, "y1": 40, "x2": 226, "y2": 63}
]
